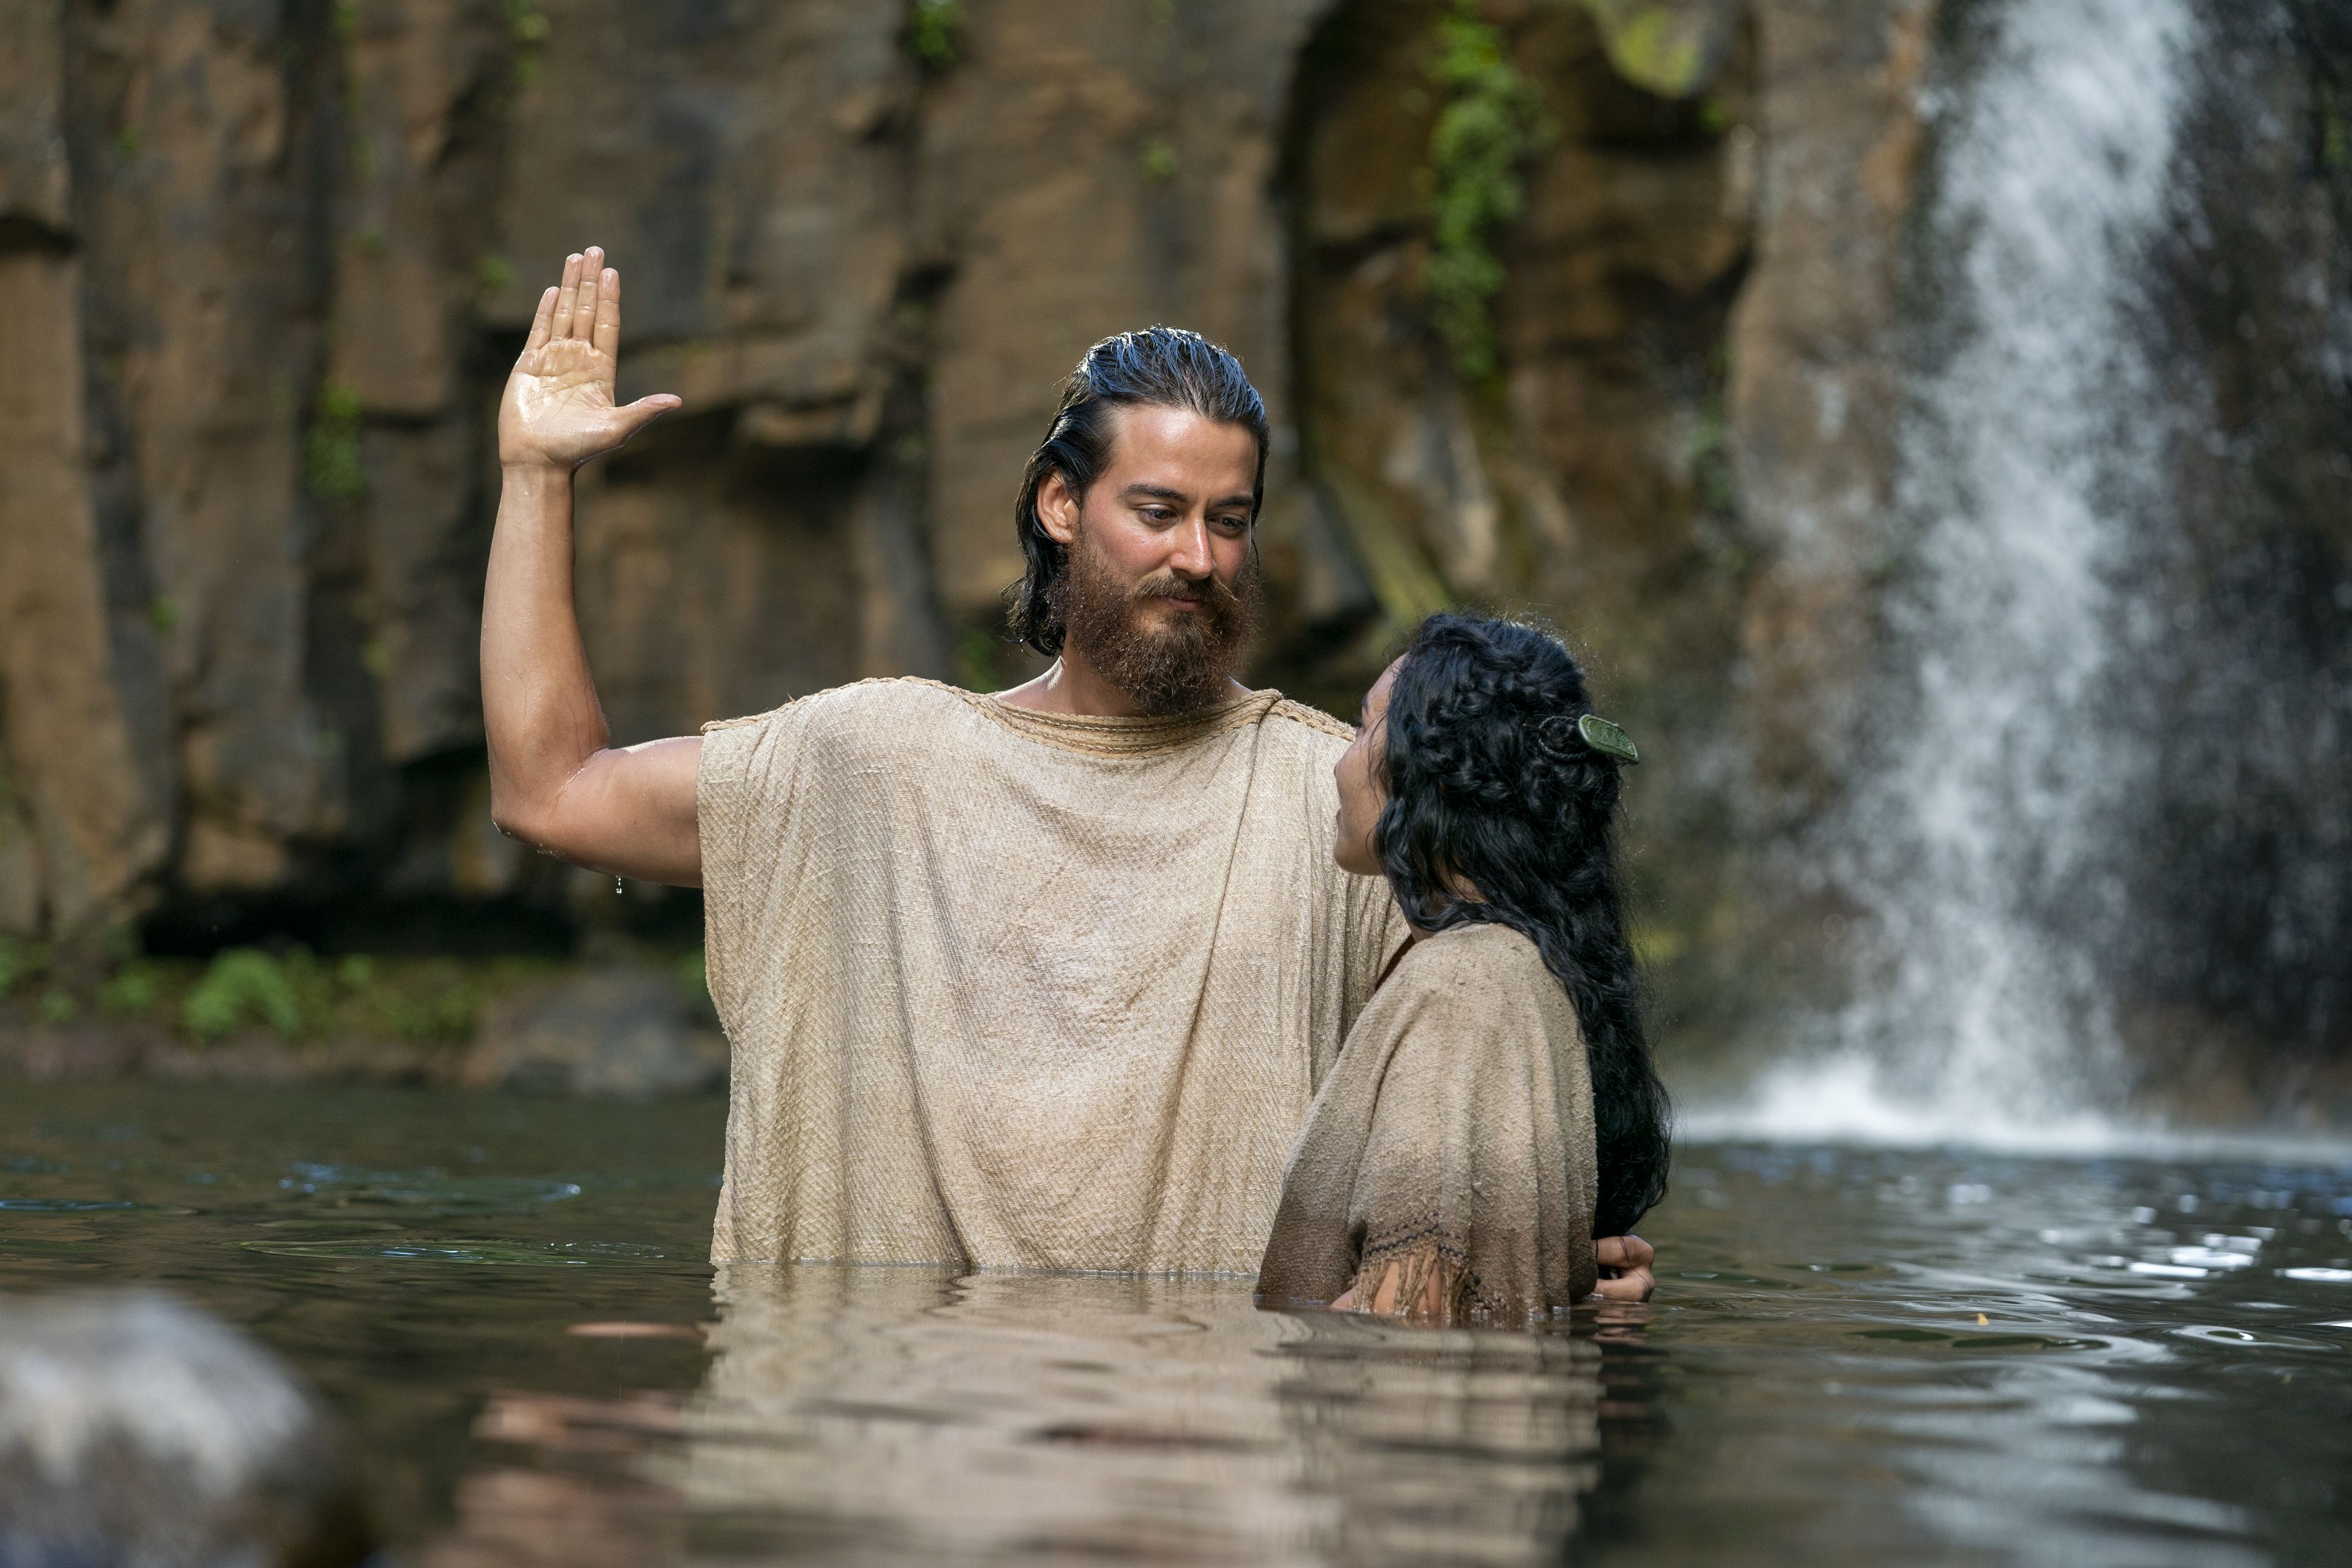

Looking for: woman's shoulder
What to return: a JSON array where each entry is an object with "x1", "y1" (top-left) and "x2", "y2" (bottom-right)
[
  {"x1": 1395, "y1": 921, "x2": 1556, "y2": 995},
  {"x1": 1361, "y1": 921, "x2": 1574, "y2": 1042}
]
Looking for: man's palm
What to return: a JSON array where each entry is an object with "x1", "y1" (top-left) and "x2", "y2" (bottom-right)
[{"x1": 499, "y1": 247, "x2": 679, "y2": 470}]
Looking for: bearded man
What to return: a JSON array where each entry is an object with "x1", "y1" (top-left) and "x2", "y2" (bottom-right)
[{"x1": 484, "y1": 248, "x2": 1654, "y2": 1295}]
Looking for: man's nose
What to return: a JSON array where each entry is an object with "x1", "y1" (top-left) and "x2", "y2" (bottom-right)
[{"x1": 1167, "y1": 515, "x2": 1214, "y2": 578}]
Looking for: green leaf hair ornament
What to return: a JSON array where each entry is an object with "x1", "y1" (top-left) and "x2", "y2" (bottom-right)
[{"x1": 1577, "y1": 713, "x2": 1640, "y2": 764}]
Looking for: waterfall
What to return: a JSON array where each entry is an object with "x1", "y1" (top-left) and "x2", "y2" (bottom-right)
[{"x1": 1708, "y1": 0, "x2": 2206, "y2": 1145}]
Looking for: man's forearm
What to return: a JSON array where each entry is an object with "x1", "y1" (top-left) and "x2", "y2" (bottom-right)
[{"x1": 482, "y1": 462, "x2": 608, "y2": 845}]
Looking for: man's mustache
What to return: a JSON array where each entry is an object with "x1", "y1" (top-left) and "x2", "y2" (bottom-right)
[{"x1": 1131, "y1": 571, "x2": 1242, "y2": 606}]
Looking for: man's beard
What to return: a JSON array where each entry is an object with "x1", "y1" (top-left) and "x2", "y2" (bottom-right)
[{"x1": 1052, "y1": 529, "x2": 1259, "y2": 717}]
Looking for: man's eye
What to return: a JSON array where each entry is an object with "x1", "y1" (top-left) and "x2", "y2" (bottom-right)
[{"x1": 1140, "y1": 508, "x2": 1175, "y2": 523}]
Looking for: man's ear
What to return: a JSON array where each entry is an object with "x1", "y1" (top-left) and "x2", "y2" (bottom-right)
[{"x1": 1038, "y1": 470, "x2": 1081, "y2": 547}]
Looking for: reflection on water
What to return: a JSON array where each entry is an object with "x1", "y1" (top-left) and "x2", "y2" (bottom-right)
[
  {"x1": 681, "y1": 1268, "x2": 1605, "y2": 1565},
  {"x1": 2, "y1": 1080, "x2": 2349, "y2": 1566}
]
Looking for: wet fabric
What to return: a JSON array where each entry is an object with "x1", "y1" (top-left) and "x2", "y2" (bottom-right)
[
  {"x1": 1256, "y1": 921, "x2": 1599, "y2": 1321},
  {"x1": 698, "y1": 678, "x2": 1409, "y2": 1273}
]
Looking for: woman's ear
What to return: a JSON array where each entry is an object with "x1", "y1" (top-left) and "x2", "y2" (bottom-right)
[{"x1": 1038, "y1": 471, "x2": 1080, "y2": 546}]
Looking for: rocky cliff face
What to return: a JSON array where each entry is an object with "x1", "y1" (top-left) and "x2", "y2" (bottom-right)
[{"x1": 2, "y1": 0, "x2": 2345, "y2": 1091}]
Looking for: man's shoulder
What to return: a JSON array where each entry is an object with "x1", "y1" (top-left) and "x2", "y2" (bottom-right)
[
  {"x1": 1255, "y1": 694, "x2": 1355, "y2": 753},
  {"x1": 701, "y1": 676, "x2": 979, "y2": 739}
]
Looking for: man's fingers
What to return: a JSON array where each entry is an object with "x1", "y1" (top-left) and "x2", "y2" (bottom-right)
[
  {"x1": 524, "y1": 286, "x2": 558, "y2": 353},
  {"x1": 571, "y1": 247, "x2": 605, "y2": 339},
  {"x1": 552, "y1": 252, "x2": 584, "y2": 339},
  {"x1": 592, "y1": 266, "x2": 621, "y2": 360}
]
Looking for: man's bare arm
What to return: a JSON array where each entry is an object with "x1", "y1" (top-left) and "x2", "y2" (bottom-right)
[{"x1": 484, "y1": 247, "x2": 701, "y2": 886}]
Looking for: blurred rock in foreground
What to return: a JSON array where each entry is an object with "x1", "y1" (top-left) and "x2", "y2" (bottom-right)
[{"x1": 0, "y1": 1291, "x2": 374, "y2": 1567}]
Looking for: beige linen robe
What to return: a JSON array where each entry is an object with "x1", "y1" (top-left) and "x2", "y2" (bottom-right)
[
  {"x1": 698, "y1": 678, "x2": 1408, "y2": 1274},
  {"x1": 1256, "y1": 922, "x2": 1599, "y2": 1321}
]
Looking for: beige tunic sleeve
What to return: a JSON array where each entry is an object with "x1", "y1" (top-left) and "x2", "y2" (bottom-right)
[{"x1": 1257, "y1": 923, "x2": 1599, "y2": 1323}]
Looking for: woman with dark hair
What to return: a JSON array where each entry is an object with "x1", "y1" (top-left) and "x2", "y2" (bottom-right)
[{"x1": 1257, "y1": 614, "x2": 1672, "y2": 1324}]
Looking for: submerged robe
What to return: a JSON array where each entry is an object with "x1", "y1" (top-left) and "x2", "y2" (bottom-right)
[
  {"x1": 697, "y1": 678, "x2": 1409, "y2": 1275},
  {"x1": 1256, "y1": 922, "x2": 1599, "y2": 1321}
]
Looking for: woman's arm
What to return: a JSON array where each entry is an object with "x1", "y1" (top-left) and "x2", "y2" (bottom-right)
[{"x1": 483, "y1": 247, "x2": 701, "y2": 886}]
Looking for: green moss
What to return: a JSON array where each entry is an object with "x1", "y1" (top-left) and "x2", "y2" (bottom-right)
[
  {"x1": 503, "y1": 0, "x2": 550, "y2": 88},
  {"x1": 1630, "y1": 921, "x2": 1687, "y2": 968},
  {"x1": 186, "y1": 949, "x2": 304, "y2": 1040},
  {"x1": 170, "y1": 948, "x2": 552, "y2": 1046},
  {"x1": 304, "y1": 381, "x2": 368, "y2": 502},
  {"x1": 1137, "y1": 137, "x2": 1179, "y2": 183},
  {"x1": 676, "y1": 948, "x2": 710, "y2": 1010},
  {"x1": 1579, "y1": 1, "x2": 1720, "y2": 99},
  {"x1": 1686, "y1": 394, "x2": 1736, "y2": 515},
  {"x1": 97, "y1": 963, "x2": 166, "y2": 1017},
  {"x1": 0, "y1": 935, "x2": 34, "y2": 1001},
  {"x1": 1423, "y1": 1, "x2": 1555, "y2": 382},
  {"x1": 956, "y1": 627, "x2": 1008, "y2": 693},
  {"x1": 907, "y1": 0, "x2": 963, "y2": 72}
]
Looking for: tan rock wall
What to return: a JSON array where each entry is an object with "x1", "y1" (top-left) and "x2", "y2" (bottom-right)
[
  {"x1": 6, "y1": 0, "x2": 2339, "y2": 1076},
  {"x1": 0, "y1": 0, "x2": 1923, "y2": 991}
]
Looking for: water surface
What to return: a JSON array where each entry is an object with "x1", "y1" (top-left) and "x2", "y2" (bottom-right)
[{"x1": 2, "y1": 1080, "x2": 2347, "y2": 1564}]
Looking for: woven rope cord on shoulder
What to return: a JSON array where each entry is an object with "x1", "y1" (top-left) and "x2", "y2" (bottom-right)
[{"x1": 959, "y1": 687, "x2": 1283, "y2": 758}]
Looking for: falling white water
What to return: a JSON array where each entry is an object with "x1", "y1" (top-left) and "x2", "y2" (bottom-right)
[{"x1": 1715, "y1": 0, "x2": 2204, "y2": 1145}]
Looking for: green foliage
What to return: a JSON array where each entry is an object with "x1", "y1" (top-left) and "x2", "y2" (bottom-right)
[
  {"x1": 1686, "y1": 394, "x2": 1735, "y2": 515},
  {"x1": 304, "y1": 381, "x2": 367, "y2": 502},
  {"x1": 1137, "y1": 137, "x2": 1179, "y2": 183},
  {"x1": 97, "y1": 963, "x2": 164, "y2": 1016},
  {"x1": 0, "y1": 935, "x2": 32, "y2": 1001},
  {"x1": 148, "y1": 597, "x2": 178, "y2": 634},
  {"x1": 186, "y1": 949, "x2": 304, "y2": 1040},
  {"x1": 477, "y1": 253, "x2": 515, "y2": 296},
  {"x1": 1580, "y1": 1, "x2": 1713, "y2": 97},
  {"x1": 956, "y1": 627, "x2": 1007, "y2": 693},
  {"x1": 676, "y1": 948, "x2": 710, "y2": 1011},
  {"x1": 504, "y1": 0, "x2": 551, "y2": 88},
  {"x1": 907, "y1": 0, "x2": 963, "y2": 71},
  {"x1": 1423, "y1": 1, "x2": 1555, "y2": 382},
  {"x1": 174, "y1": 948, "x2": 543, "y2": 1045},
  {"x1": 12, "y1": 941, "x2": 570, "y2": 1050}
]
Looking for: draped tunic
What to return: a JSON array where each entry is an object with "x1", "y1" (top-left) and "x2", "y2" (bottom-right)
[
  {"x1": 697, "y1": 678, "x2": 1409, "y2": 1274},
  {"x1": 1257, "y1": 921, "x2": 1600, "y2": 1321}
]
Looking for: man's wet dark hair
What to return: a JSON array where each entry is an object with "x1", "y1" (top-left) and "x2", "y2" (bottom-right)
[
  {"x1": 1008, "y1": 327, "x2": 1271, "y2": 657},
  {"x1": 1376, "y1": 614, "x2": 1673, "y2": 1237}
]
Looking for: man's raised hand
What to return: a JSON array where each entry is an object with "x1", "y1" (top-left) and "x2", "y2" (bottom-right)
[{"x1": 498, "y1": 247, "x2": 680, "y2": 472}]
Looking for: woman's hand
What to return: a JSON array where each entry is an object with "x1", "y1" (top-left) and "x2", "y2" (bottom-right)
[
  {"x1": 497, "y1": 246, "x2": 680, "y2": 472},
  {"x1": 1593, "y1": 1234, "x2": 1656, "y2": 1301}
]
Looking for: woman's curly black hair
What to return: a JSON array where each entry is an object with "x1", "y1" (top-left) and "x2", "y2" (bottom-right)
[{"x1": 1376, "y1": 614, "x2": 1672, "y2": 1237}]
